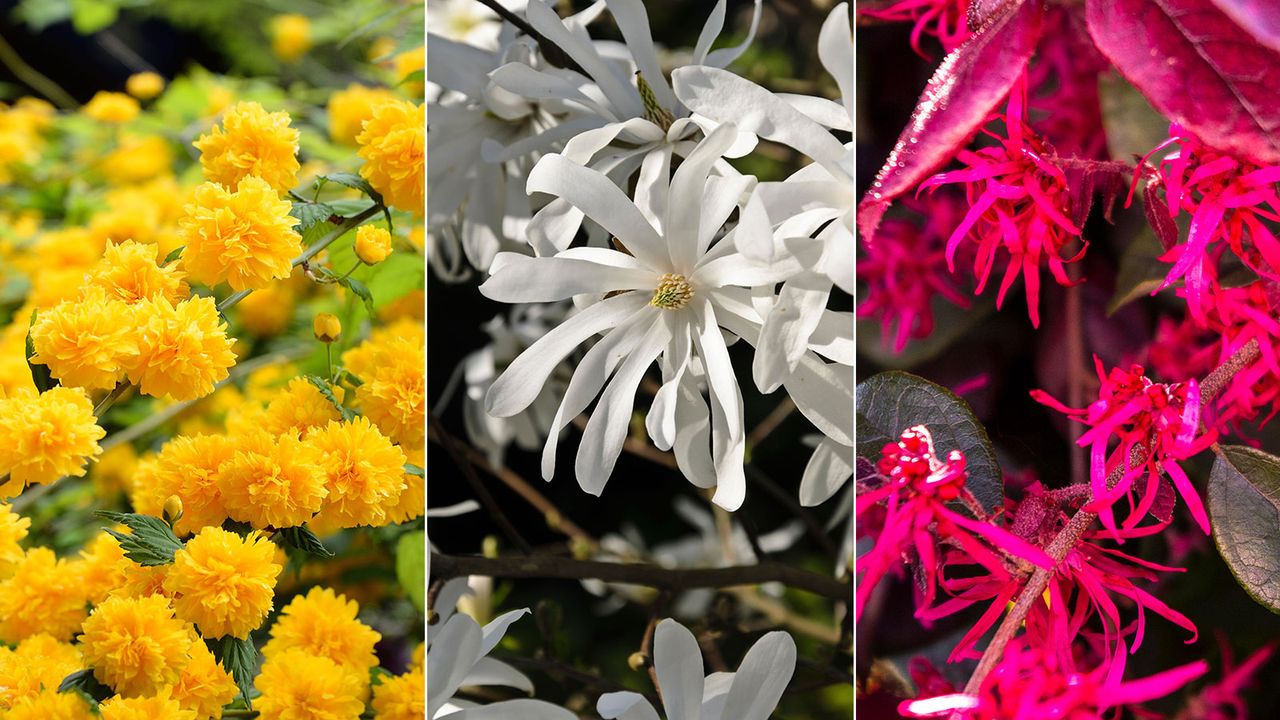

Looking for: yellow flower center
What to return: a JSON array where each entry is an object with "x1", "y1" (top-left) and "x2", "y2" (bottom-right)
[{"x1": 650, "y1": 274, "x2": 694, "y2": 310}]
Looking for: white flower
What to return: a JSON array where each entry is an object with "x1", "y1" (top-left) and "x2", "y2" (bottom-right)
[
  {"x1": 673, "y1": 3, "x2": 855, "y2": 393},
  {"x1": 427, "y1": 0, "x2": 527, "y2": 50},
  {"x1": 480, "y1": 124, "x2": 809, "y2": 510},
  {"x1": 489, "y1": 0, "x2": 762, "y2": 255},
  {"x1": 428, "y1": 578, "x2": 574, "y2": 720},
  {"x1": 597, "y1": 618, "x2": 797, "y2": 720}
]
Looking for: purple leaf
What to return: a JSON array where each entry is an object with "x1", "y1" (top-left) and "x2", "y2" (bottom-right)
[
  {"x1": 1086, "y1": 0, "x2": 1280, "y2": 164},
  {"x1": 1143, "y1": 178, "x2": 1180, "y2": 251},
  {"x1": 857, "y1": 0, "x2": 1043, "y2": 243},
  {"x1": 1211, "y1": 0, "x2": 1280, "y2": 51}
]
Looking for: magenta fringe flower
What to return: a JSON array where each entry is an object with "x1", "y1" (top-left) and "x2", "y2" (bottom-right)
[
  {"x1": 1031, "y1": 359, "x2": 1215, "y2": 536},
  {"x1": 921, "y1": 84, "x2": 1085, "y2": 328},
  {"x1": 899, "y1": 637, "x2": 1208, "y2": 720},
  {"x1": 857, "y1": 0, "x2": 970, "y2": 59},
  {"x1": 857, "y1": 194, "x2": 971, "y2": 353},
  {"x1": 1138, "y1": 124, "x2": 1280, "y2": 318},
  {"x1": 856, "y1": 425, "x2": 1053, "y2": 619},
  {"x1": 1183, "y1": 640, "x2": 1275, "y2": 720}
]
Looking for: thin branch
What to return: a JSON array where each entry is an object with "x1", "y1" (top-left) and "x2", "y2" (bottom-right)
[
  {"x1": 429, "y1": 413, "x2": 533, "y2": 555},
  {"x1": 432, "y1": 551, "x2": 850, "y2": 600},
  {"x1": 471, "y1": 0, "x2": 587, "y2": 74},
  {"x1": 747, "y1": 396, "x2": 796, "y2": 450},
  {"x1": 0, "y1": 32, "x2": 77, "y2": 109}
]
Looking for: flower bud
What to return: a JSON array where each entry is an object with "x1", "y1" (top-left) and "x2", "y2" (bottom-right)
[
  {"x1": 126, "y1": 72, "x2": 165, "y2": 100},
  {"x1": 354, "y1": 225, "x2": 393, "y2": 265},
  {"x1": 627, "y1": 652, "x2": 649, "y2": 672},
  {"x1": 163, "y1": 494, "x2": 184, "y2": 526},
  {"x1": 313, "y1": 313, "x2": 341, "y2": 343}
]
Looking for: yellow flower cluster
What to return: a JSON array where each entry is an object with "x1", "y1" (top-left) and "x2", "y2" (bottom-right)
[
  {"x1": 270, "y1": 14, "x2": 313, "y2": 64},
  {"x1": 194, "y1": 101, "x2": 300, "y2": 194},
  {"x1": 178, "y1": 176, "x2": 301, "y2": 291},
  {"x1": 328, "y1": 84, "x2": 399, "y2": 146},
  {"x1": 164, "y1": 527, "x2": 282, "y2": 638},
  {"x1": 0, "y1": 387, "x2": 104, "y2": 497},
  {"x1": 357, "y1": 98, "x2": 424, "y2": 215}
]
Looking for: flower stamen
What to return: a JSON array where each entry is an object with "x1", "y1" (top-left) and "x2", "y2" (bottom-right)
[{"x1": 650, "y1": 274, "x2": 694, "y2": 309}]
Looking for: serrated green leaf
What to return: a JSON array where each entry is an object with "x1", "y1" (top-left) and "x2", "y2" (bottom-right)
[
  {"x1": 96, "y1": 511, "x2": 184, "y2": 566},
  {"x1": 302, "y1": 218, "x2": 342, "y2": 247},
  {"x1": 318, "y1": 172, "x2": 391, "y2": 227},
  {"x1": 275, "y1": 525, "x2": 335, "y2": 558},
  {"x1": 343, "y1": 276, "x2": 377, "y2": 317},
  {"x1": 209, "y1": 634, "x2": 258, "y2": 708},
  {"x1": 1208, "y1": 445, "x2": 1280, "y2": 614},
  {"x1": 403, "y1": 463, "x2": 424, "y2": 477},
  {"x1": 290, "y1": 201, "x2": 337, "y2": 234},
  {"x1": 856, "y1": 371, "x2": 1003, "y2": 512},
  {"x1": 395, "y1": 531, "x2": 425, "y2": 612},
  {"x1": 58, "y1": 668, "x2": 112, "y2": 703},
  {"x1": 303, "y1": 375, "x2": 356, "y2": 422},
  {"x1": 25, "y1": 310, "x2": 55, "y2": 393}
]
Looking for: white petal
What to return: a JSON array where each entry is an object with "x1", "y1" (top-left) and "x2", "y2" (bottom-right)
[
  {"x1": 704, "y1": 0, "x2": 763, "y2": 68},
  {"x1": 800, "y1": 436, "x2": 853, "y2": 507},
  {"x1": 525, "y1": 0, "x2": 641, "y2": 116},
  {"x1": 808, "y1": 309, "x2": 855, "y2": 365},
  {"x1": 672, "y1": 375, "x2": 719, "y2": 489},
  {"x1": 635, "y1": 144, "x2": 673, "y2": 233},
  {"x1": 479, "y1": 608, "x2": 530, "y2": 656},
  {"x1": 821, "y1": 215, "x2": 856, "y2": 295},
  {"x1": 429, "y1": 578, "x2": 474, "y2": 634},
  {"x1": 776, "y1": 93, "x2": 853, "y2": 131},
  {"x1": 463, "y1": 657, "x2": 534, "y2": 693},
  {"x1": 427, "y1": 35, "x2": 496, "y2": 97},
  {"x1": 720, "y1": 632, "x2": 797, "y2": 720},
  {"x1": 783, "y1": 353, "x2": 853, "y2": 446},
  {"x1": 655, "y1": 619, "x2": 706, "y2": 720},
  {"x1": 486, "y1": 293, "x2": 647, "y2": 417},
  {"x1": 701, "y1": 671, "x2": 736, "y2": 720},
  {"x1": 526, "y1": 198, "x2": 585, "y2": 256},
  {"x1": 480, "y1": 253, "x2": 655, "y2": 303},
  {"x1": 605, "y1": 0, "x2": 677, "y2": 110},
  {"x1": 449, "y1": 699, "x2": 578, "y2": 720},
  {"x1": 480, "y1": 116, "x2": 604, "y2": 164},
  {"x1": 673, "y1": 65, "x2": 848, "y2": 179},
  {"x1": 692, "y1": 0, "x2": 728, "y2": 65},
  {"x1": 488, "y1": 62, "x2": 613, "y2": 118},
  {"x1": 756, "y1": 180, "x2": 850, "y2": 226},
  {"x1": 427, "y1": 614, "x2": 483, "y2": 717},
  {"x1": 646, "y1": 314, "x2": 691, "y2": 451},
  {"x1": 666, "y1": 123, "x2": 739, "y2": 273},
  {"x1": 752, "y1": 272, "x2": 832, "y2": 393},
  {"x1": 563, "y1": 118, "x2": 665, "y2": 164},
  {"x1": 599, "y1": 692, "x2": 663, "y2": 720},
  {"x1": 731, "y1": 189, "x2": 775, "y2": 264},
  {"x1": 692, "y1": 300, "x2": 747, "y2": 510},
  {"x1": 818, "y1": 3, "x2": 855, "y2": 123},
  {"x1": 575, "y1": 317, "x2": 671, "y2": 495},
  {"x1": 527, "y1": 154, "x2": 671, "y2": 271}
]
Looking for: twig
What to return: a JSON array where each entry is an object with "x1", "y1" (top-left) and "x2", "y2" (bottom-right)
[
  {"x1": 472, "y1": 0, "x2": 587, "y2": 75},
  {"x1": 430, "y1": 552, "x2": 851, "y2": 600},
  {"x1": 429, "y1": 413, "x2": 533, "y2": 555},
  {"x1": 729, "y1": 588, "x2": 841, "y2": 644},
  {"x1": 1065, "y1": 266, "x2": 1087, "y2": 486},
  {"x1": 747, "y1": 396, "x2": 796, "y2": 450},
  {"x1": 0, "y1": 32, "x2": 77, "y2": 109}
]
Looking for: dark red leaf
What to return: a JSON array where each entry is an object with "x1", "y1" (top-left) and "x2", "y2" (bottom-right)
[
  {"x1": 857, "y1": 0, "x2": 1043, "y2": 243},
  {"x1": 1210, "y1": 0, "x2": 1280, "y2": 51},
  {"x1": 966, "y1": 0, "x2": 1024, "y2": 31},
  {"x1": 1143, "y1": 178, "x2": 1180, "y2": 251},
  {"x1": 1086, "y1": 0, "x2": 1280, "y2": 164}
]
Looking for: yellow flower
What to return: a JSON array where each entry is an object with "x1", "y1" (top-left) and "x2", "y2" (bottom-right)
[
  {"x1": 340, "y1": 318, "x2": 424, "y2": 379},
  {"x1": 168, "y1": 637, "x2": 238, "y2": 720},
  {"x1": 353, "y1": 336, "x2": 424, "y2": 446},
  {"x1": 99, "y1": 134, "x2": 175, "y2": 185},
  {"x1": 386, "y1": 445, "x2": 424, "y2": 525},
  {"x1": 261, "y1": 377, "x2": 343, "y2": 439},
  {"x1": 0, "y1": 387, "x2": 104, "y2": 495},
  {"x1": 0, "y1": 547, "x2": 89, "y2": 643},
  {"x1": 178, "y1": 177, "x2": 301, "y2": 291},
  {"x1": 84, "y1": 92, "x2": 140, "y2": 123},
  {"x1": 100, "y1": 693, "x2": 196, "y2": 720},
  {"x1": 89, "y1": 240, "x2": 189, "y2": 306},
  {"x1": 72, "y1": 532, "x2": 128, "y2": 605},
  {"x1": 313, "y1": 313, "x2": 342, "y2": 343},
  {"x1": 354, "y1": 225, "x2": 392, "y2": 265},
  {"x1": 261, "y1": 586, "x2": 380, "y2": 682},
  {"x1": 0, "y1": 633, "x2": 83, "y2": 709},
  {"x1": 114, "y1": 561, "x2": 171, "y2": 602},
  {"x1": 307, "y1": 417, "x2": 406, "y2": 529},
  {"x1": 370, "y1": 667, "x2": 424, "y2": 720},
  {"x1": 216, "y1": 430, "x2": 327, "y2": 529},
  {"x1": 234, "y1": 280, "x2": 296, "y2": 336},
  {"x1": 379, "y1": 289, "x2": 424, "y2": 323},
  {"x1": 127, "y1": 296, "x2": 236, "y2": 401},
  {"x1": 151, "y1": 434, "x2": 234, "y2": 536},
  {"x1": 92, "y1": 442, "x2": 139, "y2": 498},
  {"x1": 270, "y1": 14, "x2": 313, "y2": 63},
  {"x1": 194, "y1": 101, "x2": 300, "y2": 194},
  {"x1": 163, "y1": 527, "x2": 280, "y2": 639},
  {"x1": 392, "y1": 48, "x2": 425, "y2": 98},
  {"x1": 255, "y1": 649, "x2": 365, "y2": 720},
  {"x1": 79, "y1": 595, "x2": 193, "y2": 697},
  {"x1": 327, "y1": 84, "x2": 399, "y2": 145},
  {"x1": 356, "y1": 99, "x2": 423, "y2": 215},
  {"x1": 6, "y1": 689, "x2": 93, "y2": 720},
  {"x1": 29, "y1": 288, "x2": 139, "y2": 390},
  {"x1": 0, "y1": 502, "x2": 30, "y2": 572},
  {"x1": 126, "y1": 72, "x2": 166, "y2": 100}
]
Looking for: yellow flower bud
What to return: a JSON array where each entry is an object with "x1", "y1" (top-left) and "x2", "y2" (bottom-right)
[
  {"x1": 163, "y1": 494, "x2": 184, "y2": 525},
  {"x1": 354, "y1": 225, "x2": 393, "y2": 265},
  {"x1": 126, "y1": 72, "x2": 165, "y2": 100},
  {"x1": 271, "y1": 14, "x2": 313, "y2": 63},
  {"x1": 313, "y1": 313, "x2": 342, "y2": 343}
]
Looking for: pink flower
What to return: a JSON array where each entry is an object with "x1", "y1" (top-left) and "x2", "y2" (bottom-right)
[
  {"x1": 1025, "y1": 6, "x2": 1110, "y2": 160},
  {"x1": 1181, "y1": 640, "x2": 1274, "y2": 720},
  {"x1": 1137, "y1": 124, "x2": 1280, "y2": 319},
  {"x1": 900, "y1": 637, "x2": 1208, "y2": 720},
  {"x1": 858, "y1": 0, "x2": 971, "y2": 59},
  {"x1": 921, "y1": 83, "x2": 1085, "y2": 328},
  {"x1": 856, "y1": 425, "x2": 1054, "y2": 619},
  {"x1": 1031, "y1": 359, "x2": 1215, "y2": 536},
  {"x1": 857, "y1": 193, "x2": 971, "y2": 353}
]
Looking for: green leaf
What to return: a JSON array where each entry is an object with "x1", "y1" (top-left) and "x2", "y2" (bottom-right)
[
  {"x1": 395, "y1": 530, "x2": 426, "y2": 612},
  {"x1": 365, "y1": 252, "x2": 425, "y2": 308},
  {"x1": 403, "y1": 463, "x2": 424, "y2": 477},
  {"x1": 58, "y1": 668, "x2": 112, "y2": 703},
  {"x1": 275, "y1": 526, "x2": 335, "y2": 558},
  {"x1": 290, "y1": 201, "x2": 337, "y2": 234},
  {"x1": 303, "y1": 375, "x2": 356, "y2": 422},
  {"x1": 162, "y1": 246, "x2": 185, "y2": 267},
  {"x1": 95, "y1": 511, "x2": 184, "y2": 566},
  {"x1": 301, "y1": 218, "x2": 342, "y2": 247},
  {"x1": 343, "y1": 276, "x2": 377, "y2": 317},
  {"x1": 209, "y1": 634, "x2": 258, "y2": 709},
  {"x1": 318, "y1": 172, "x2": 391, "y2": 227},
  {"x1": 25, "y1": 310, "x2": 55, "y2": 393},
  {"x1": 1099, "y1": 73, "x2": 1173, "y2": 163},
  {"x1": 1208, "y1": 445, "x2": 1280, "y2": 614},
  {"x1": 1107, "y1": 228, "x2": 1167, "y2": 316},
  {"x1": 856, "y1": 371, "x2": 1003, "y2": 512},
  {"x1": 69, "y1": 0, "x2": 117, "y2": 33}
]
